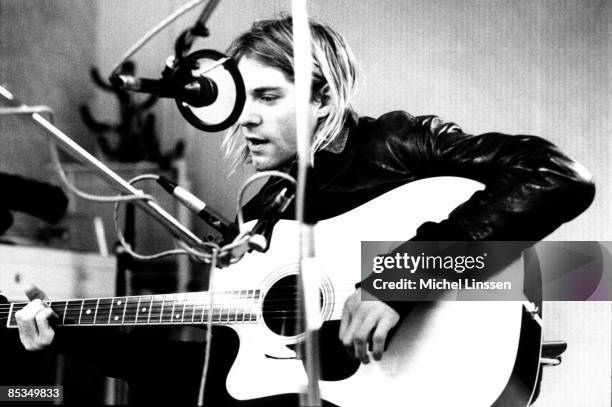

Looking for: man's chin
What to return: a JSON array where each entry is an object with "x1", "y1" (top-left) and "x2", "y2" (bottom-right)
[
  {"x1": 252, "y1": 159, "x2": 274, "y2": 171},
  {"x1": 250, "y1": 155, "x2": 294, "y2": 172}
]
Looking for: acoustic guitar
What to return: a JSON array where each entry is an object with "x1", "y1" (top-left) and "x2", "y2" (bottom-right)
[{"x1": 1, "y1": 177, "x2": 542, "y2": 406}]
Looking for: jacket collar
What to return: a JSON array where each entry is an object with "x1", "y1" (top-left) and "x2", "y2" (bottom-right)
[
  {"x1": 310, "y1": 110, "x2": 358, "y2": 188},
  {"x1": 250, "y1": 111, "x2": 358, "y2": 196}
]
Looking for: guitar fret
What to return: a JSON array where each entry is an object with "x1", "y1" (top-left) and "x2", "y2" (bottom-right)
[
  {"x1": 244, "y1": 291, "x2": 249, "y2": 322},
  {"x1": 134, "y1": 297, "x2": 142, "y2": 324},
  {"x1": 108, "y1": 297, "x2": 114, "y2": 324},
  {"x1": 93, "y1": 299, "x2": 100, "y2": 324},
  {"x1": 233, "y1": 292, "x2": 240, "y2": 323},
  {"x1": 171, "y1": 295, "x2": 181, "y2": 324},
  {"x1": 171, "y1": 296, "x2": 177, "y2": 323},
  {"x1": 198, "y1": 296, "x2": 206, "y2": 323},
  {"x1": 7, "y1": 303, "x2": 15, "y2": 327},
  {"x1": 223, "y1": 291, "x2": 230, "y2": 322},
  {"x1": 159, "y1": 296, "x2": 165, "y2": 322},
  {"x1": 248, "y1": 290, "x2": 255, "y2": 322},
  {"x1": 62, "y1": 301, "x2": 68, "y2": 325},
  {"x1": 225, "y1": 292, "x2": 230, "y2": 323},
  {"x1": 162, "y1": 295, "x2": 174, "y2": 323},
  {"x1": 228, "y1": 291, "x2": 234, "y2": 322},
  {"x1": 160, "y1": 296, "x2": 174, "y2": 324},
  {"x1": 216, "y1": 292, "x2": 223, "y2": 323},
  {"x1": 241, "y1": 290, "x2": 247, "y2": 322},
  {"x1": 136, "y1": 296, "x2": 150, "y2": 325},
  {"x1": 121, "y1": 297, "x2": 128, "y2": 325},
  {"x1": 191, "y1": 297, "x2": 196, "y2": 323},
  {"x1": 147, "y1": 297, "x2": 153, "y2": 324},
  {"x1": 178, "y1": 295, "x2": 186, "y2": 323},
  {"x1": 78, "y1": 300, "x2": 85, "y2": 325},
  {"x1": 180, "y1": 295, "x2": 188, "y2": 324},
  {"x1": 109, "y1": 297, "x2": 125, "y2": 325}
]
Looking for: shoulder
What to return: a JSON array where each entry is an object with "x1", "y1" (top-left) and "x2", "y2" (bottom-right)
[
  {"x1": 354, "y1": 111, "x2": 464, "y2": 146},
  {"x1": 357, "y1": 110, "x2": 416, "y2": 133}
]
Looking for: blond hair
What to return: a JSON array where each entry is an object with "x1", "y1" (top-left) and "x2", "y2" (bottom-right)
[{"x1": 223, "y1": 15, "x2": 358, "y2": 170}]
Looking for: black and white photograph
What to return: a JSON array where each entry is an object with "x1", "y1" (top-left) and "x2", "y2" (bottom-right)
[{"x1": 0, "y1": 1, "x2": 610, "y2": 406}]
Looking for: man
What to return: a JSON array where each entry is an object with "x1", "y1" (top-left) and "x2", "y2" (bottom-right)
[{"x1": 14, "y1": 15, "x2": 594, "y2": 406}]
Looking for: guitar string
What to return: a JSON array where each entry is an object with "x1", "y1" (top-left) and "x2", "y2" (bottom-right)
[
  {"x1": 0, "y1": 306, "x2": 347, "y2": 321},
  {"x1": 0, "y1": 305, "x2": 348, "y2": 318},
  {"x1": 0, "y1": 289, "x2": 363, "y2": 325},
  {"x1": 1, "y1": 315, "x2": 326, "y2": 325},
  {"x1": 0, "y1": 286, "x2": 359, "y2": 305},
  {"x1": 0, "y1": 298, "x2": 353, "y2": 314},
  {"x1": 0, "y1": 291, "x2": 360, "y2": 312},
  {"x1": 0, "y1": 302, "x2": 355, "y2": 318},
  {"x1": 0, "y1": 286, "x2": 359, "y2": 307},
  {"x1": 0, "y1": 306, "x2": 355, "y2": 320}
]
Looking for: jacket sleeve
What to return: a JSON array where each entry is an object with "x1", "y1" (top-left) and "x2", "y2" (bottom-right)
[{"x1": 381, "y1": 112, "x2": 595, "y2": 241}]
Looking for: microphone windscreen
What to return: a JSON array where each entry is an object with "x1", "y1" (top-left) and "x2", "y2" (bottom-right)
[{"x1": 175, "y1": 49, "x2": 245, "y2": 133}]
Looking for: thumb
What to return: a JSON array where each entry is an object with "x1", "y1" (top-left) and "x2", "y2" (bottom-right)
[{"x1": 25, "y1": 284, "x2": 49, "y2": 301}]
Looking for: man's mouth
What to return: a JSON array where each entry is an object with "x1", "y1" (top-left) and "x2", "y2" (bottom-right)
[{"x1": 246, "y1": 137, "x2": 268, "y2": 146}]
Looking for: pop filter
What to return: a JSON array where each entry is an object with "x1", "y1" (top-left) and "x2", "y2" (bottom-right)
[{"x1": 174, "y1": 49, "x2": 245, "y2": 133}]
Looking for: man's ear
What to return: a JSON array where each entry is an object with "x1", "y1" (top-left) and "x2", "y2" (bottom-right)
[{"x1": 312, "y1": 84, "x2": 332, "y2": 119}]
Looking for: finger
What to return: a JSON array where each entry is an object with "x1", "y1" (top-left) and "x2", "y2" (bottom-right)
[
  {"x1": 25, "y1": 284, "x2": 49, "y2": 302},
  {"x1": 371, "y1": 313, "x2": 399, "y2": 361},
  {"x1": 35, "y1": 307, "x2": 56, "y2": 347},
  {"x1": 338, "y1": 290, "x2": 360, "y2": 338},
  {"x1": 338, "y1": 301, "x2": 352, "y2": 340},
  {"x1": 15, "y1": 300, "x2": 46, "y2": 350},
  {"x1": 341, "y1": 309, "x2": 366, "y2": 355},
  {"x1": 353, "y1": 313, "x2": 379, "y2": 364}
]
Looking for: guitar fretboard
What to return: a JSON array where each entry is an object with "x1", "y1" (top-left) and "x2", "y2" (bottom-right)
[{"x1": 4, "y1": 291, "x2": 260, "y2": 328}]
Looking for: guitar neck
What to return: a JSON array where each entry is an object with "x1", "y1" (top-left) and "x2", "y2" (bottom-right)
[{"x1": 3, "y1": 290, "x2": 260, "y2": 328}]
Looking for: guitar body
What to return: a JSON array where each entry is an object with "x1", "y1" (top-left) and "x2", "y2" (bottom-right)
[{"x1": 212, "y1": 177, "x2": 529, "y2": 407}]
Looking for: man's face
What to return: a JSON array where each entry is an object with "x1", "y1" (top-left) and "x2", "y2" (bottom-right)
[{"x1": 237, "y1": 57, "x2": 320, "y2": 171}]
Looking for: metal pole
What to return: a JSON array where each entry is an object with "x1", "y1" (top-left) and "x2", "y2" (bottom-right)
[
  {"x1": 291, "y1": 1, "x2": 322, "y2": 405},
  {"x1": 0, "y1": 85, "x2": 204, "y2": 248}
]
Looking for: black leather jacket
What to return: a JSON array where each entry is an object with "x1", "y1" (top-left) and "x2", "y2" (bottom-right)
[{"x1": 243, "y1": 111, "x2": 595, "y2": 241}]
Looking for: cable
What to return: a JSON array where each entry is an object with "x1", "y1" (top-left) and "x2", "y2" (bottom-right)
[
  {"x1": 111, "y1": 175, "x2": 225, "y2": 262},
  {"x1": 235, "y1": 170, "x2": 297, "y2": 231},
  {"x1": 49, "y1": 143, "x2": 157, "y2": 204}
]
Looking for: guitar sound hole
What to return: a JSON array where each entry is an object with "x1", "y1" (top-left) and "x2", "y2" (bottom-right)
[{"x1": 262, "y1": 274, "x2": 323, "y2": 337}]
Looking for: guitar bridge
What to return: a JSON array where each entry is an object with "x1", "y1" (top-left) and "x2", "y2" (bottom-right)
[{"x1": 264, "y1": 354, "x2": 299, "y2": 360}]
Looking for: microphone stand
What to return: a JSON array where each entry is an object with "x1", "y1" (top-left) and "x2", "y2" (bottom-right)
[
  {"x1": 173, "y1": 0, "x2": 221, "y2": 61},
  {"x1": 292, "y1": 1, "x2": 322, "y2": 405},
  {"x1": 0, "y1": 84, "x2": 205, "y2": 250}
]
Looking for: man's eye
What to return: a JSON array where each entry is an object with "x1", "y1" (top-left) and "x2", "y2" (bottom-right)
[{"x1": 260, "y1": 95, "x2": 278, "y2": 103}]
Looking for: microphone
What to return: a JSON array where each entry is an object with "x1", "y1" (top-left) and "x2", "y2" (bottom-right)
[
  {"x1": 156, "y1": 176, "x2": 238, "y2": 241},
  {"x1": 111, "y1": 49, "x2": 244, "y2": 133},
  {"x1": 247, "y1": 188, "x2": 294, "y2": 253},
  {"x1": 111, "y1": 75, "x2": 218, "y2": 108}
]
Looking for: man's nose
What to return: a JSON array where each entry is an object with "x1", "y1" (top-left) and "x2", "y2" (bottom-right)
[{"x1": 238, "y1": 99, "x2": 261, "y2": 128}]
